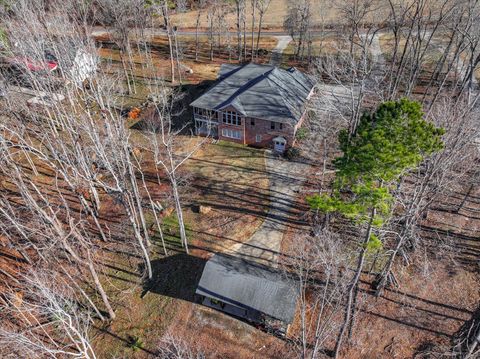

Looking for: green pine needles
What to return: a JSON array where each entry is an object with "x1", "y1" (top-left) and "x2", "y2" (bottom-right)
[{"x1": 307, "y1": 98, "x2": 445, "y2": 248}]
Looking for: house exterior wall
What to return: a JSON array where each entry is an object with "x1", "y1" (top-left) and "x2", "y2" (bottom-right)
[
  {"x1": 243, "y1": 116, "x2": 295, "y2": 149},
  {"x1": 69, "y1": 50, "x2": 97, "y2": 86},
  {"x1": 217, "y1": 105, "x2": 246, "y2": 144},
  {"x1": 192, "y1": 104, "x2": 309, "y2": 149},
  {"x1": 195, "y1": 293, "x2": 289, "y2": 336}
]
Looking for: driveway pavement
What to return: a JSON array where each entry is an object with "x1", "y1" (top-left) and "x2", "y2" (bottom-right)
[{"x1": 226, "y1": 151, "x2": 309, "y2": 266}]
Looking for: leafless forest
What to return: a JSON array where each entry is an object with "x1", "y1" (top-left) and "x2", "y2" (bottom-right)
[{"x1": 0, "y1": 0, "x2": 479, "y2": 358}]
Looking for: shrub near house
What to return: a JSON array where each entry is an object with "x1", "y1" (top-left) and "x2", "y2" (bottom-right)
[{"x1": 190, "y1": 63, "x2": 315, "y2": 153}]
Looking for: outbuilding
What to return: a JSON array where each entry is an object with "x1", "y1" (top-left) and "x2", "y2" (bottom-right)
[{"x1": 195, "y1": 254, "x2": 298, "y2": 335}]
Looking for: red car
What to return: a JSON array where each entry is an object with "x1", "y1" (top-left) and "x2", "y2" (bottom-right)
[{"x1": 7, "y1": 56, "x2": 58, "y2": 72}]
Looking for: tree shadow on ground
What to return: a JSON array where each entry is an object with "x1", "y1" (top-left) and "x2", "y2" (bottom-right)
[
  {"x1": 141, "y1": 253, "x2": 207, "y2": 302},
  {"x1": 452, "y1": 302, "x2": 480, "y2": 354},
  {"x1": 130, "y1": 79, "x2": 216, "y2": 134}
]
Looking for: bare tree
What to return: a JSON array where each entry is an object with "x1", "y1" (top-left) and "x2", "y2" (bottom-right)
[
  {"x1": 234, "y1": 0, "x2": 246, "y2": 61},
  {"x1": 195, "y1": 0, "x2": 207, "y2": 61},
  {"x1": 207, "y1": 1, "x2": 218, "y2": 61},
  {"x1": 140, "y1": 79, "x2": 206, "y2": 254},
  {"x1": 176, "y1": 0, "x2": 187, "y2": 13},
  {"x1": 97, "y1": 0, "x2": 151, "y2": 94},
  {"x1": 157, "y1": 333, "x2": 205, "y2": 358},
  {"x1": 284, "y1": 0, "x2": 312, "y2": 60},
  {"x1": 159, "y1": 0, "x2": 177, "y2": 84},
  {"x1": 250, "y1": 0, "x2": 257, "y2": 61},
  {"x1": 282, "y1": 231, "x2": 350, "y2": 358},
  {"x1": 255, "y1": 0, "x2": 271, "y2": 60},
  {"x1": 0, "y1": 270, "x2": 96, "y2": 358}
]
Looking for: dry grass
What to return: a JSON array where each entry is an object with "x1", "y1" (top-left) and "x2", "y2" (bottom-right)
[
  {"x1": 167, "y1": 304, "x2": 289, "y2": 358},
  {"x1": 342, "y1": 260, "x2": 479, "y2": 359},
  {"x1": 97, "y1": 46, "x2": 221, "y2": 84},
  {"x1": 282, "y1": 34, "x2": 349, "y2": 57},
  {"x1": 186, "y1": 141, "x2": 270, "y2": 254},
  {"x1": 378, "y1": 32, "x2": 460, "y2": 69},
  {"x1": 169, "y1": 0, "x2": 391, "y2": 30},
  {"x1": 96, "y1": 34, "x2": 278, "y2": 85}
]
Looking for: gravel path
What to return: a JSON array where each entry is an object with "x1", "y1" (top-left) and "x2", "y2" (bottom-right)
[{"x1": 269, "y1": 35, "x2": 293, "y2": 66}]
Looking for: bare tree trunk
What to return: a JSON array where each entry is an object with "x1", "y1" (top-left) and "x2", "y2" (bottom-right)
[
  {"x1": 195, "y1": 9, "x2": 201, "y2": 61},
  {"x1": 236, "y1": 0, "x2": 242, "y2": 61},
  {"x1": 86, "y1": 251, "x2": 116, "y2": 320},
  {"x1": 251, "y1": 0, "x2": 256, "y2": 61},
  {"x1": 170, "y1": 172, "x2": 188, "y2": 254},
  {"x1": 243, "y1": 5, "x2": 247, "y2": 60},
  {"x1": 119, "y1": 49, "x2": 133, "y2": 94},
  {"x1": 173, "y1": 29, "x2": 182, "y2": 83},
  {"x1": 162, "y1": 1, "x2": 175, "y2": 83},
  {"x1": 63, "y1": 268, "x2": 106, "y2": 322},
  {"x1": 466, "y1": 328, "x2": 480, "y2": 358},
  {"x1": 208, "y1": 8, "x2": 215, "y2": 61},
  {"x1": 255, "y1": 12, "x2": 264, "y2": 60},
  {"x1": 334, "y1": 207, "x2": 376, "y2": 358}
]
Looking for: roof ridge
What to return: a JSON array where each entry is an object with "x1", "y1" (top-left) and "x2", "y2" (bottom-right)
[{"x1": 216, "y1": 67, "x2": 274, "y2": 111}]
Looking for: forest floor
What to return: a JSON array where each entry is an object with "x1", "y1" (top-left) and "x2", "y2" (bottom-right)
[
  {"x1": 280, "y1": 133, "x2": 480, "y2": 358},
  {"x1": 94, "y1": 33, "x2": 278, "y2": 85}
]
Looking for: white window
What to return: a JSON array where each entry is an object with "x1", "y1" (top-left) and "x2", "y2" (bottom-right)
[
  {"x1": 255, "y1": 134, "x2": 262, "y2": 142},
  {"x1": 222, "y1": 128, "x2": 242, "y2": 139},
  {"x1": 222, "y1": 111, "x2": 241, "y2": 125}
]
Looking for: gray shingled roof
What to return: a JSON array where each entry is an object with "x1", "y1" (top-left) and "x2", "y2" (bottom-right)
[
  {"x1": 190, "y1": 63, "x2": 315, "y2": 125},
  {"x1": 195, "y1": 254, "x2": 298, "y2": 323}
]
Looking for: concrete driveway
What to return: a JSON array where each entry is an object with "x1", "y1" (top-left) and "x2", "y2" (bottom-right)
[{"x1": 226, "y1": 150, "x2": 309, "y2": 266}]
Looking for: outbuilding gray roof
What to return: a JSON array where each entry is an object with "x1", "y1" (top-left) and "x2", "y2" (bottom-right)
[
  {"x1": 195, "y1": 253, "x2": 298, "y2": 324},
  {"x1": 190, "y1": 63, "x2": 315, "y2": 125}
]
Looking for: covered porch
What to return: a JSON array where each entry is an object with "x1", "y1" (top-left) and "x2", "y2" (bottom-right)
[{"x1": 195, "y1": 117, "x2": 218, "y2": 137}]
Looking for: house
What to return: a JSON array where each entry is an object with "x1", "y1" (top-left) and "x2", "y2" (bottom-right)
[
  {"x1": 42, "y1": 44, "x2": 97, "y2": 87},
  {"x1": 195, "y1": 253, "x2": 298, "y2": 336},
  {"x1": 190, "y1": 63, "x2": 315, "y2": 153}
]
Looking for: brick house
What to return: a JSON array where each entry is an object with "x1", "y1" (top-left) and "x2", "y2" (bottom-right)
[{"x1": 190, "y1": 63, "x2": 315, "y2": 153}]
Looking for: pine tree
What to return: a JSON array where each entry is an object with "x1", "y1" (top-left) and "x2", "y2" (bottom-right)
[{"x1": 307, "y1": 98, "x2": 445, "y2": 358}]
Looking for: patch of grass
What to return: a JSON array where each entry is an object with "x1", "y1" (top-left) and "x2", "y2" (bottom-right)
[
  {"x1": 295, "y1": 127, "x2": 309, "y2": 141},
  {"x1": 161, "y1": 212, "x2": 192, "y2": 246},
  {"x1": 127, "y1": 336, "x2": 144, "y2": 352}
]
